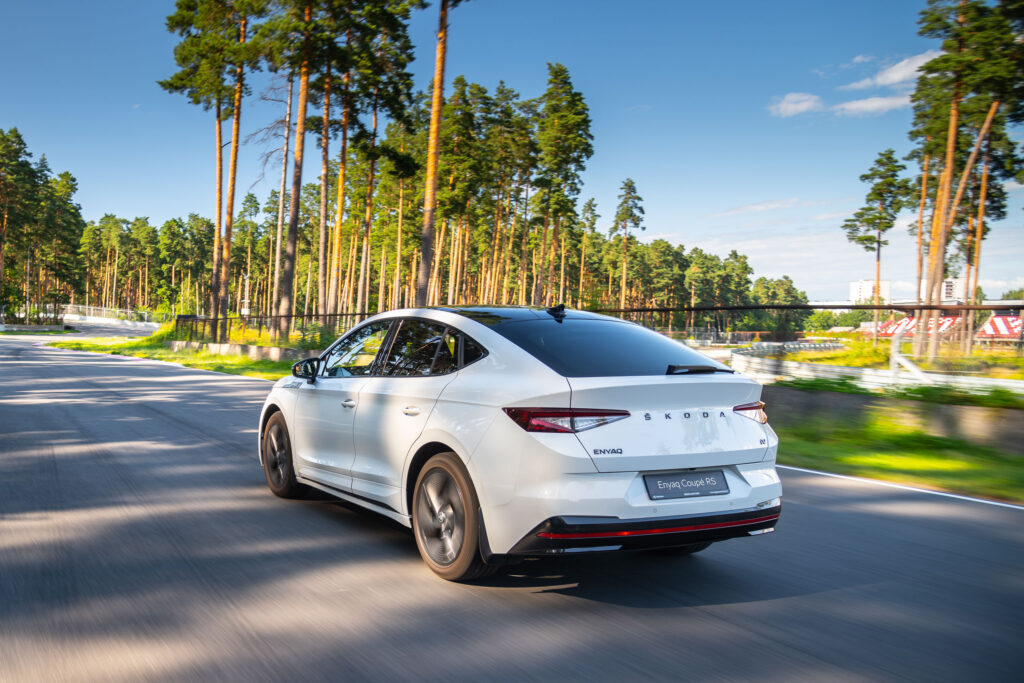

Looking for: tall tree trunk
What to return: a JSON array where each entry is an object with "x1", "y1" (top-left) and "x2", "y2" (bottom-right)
[
  {"x1": 965, "y1": 147, "x2": 990, "y2": 355},
  {"x1": 872, "y1": 214, "x2": 881, "y2": 347},
  {"x1": 578, "y1": 231, "x2": 587, "y2": 308},
  {"x1": 272, "y1": 77, "x2": 293, "y2": 322},
  {"x1": 354, "y1": 96, "x2": 379, "y2": 321},
  {"x1": 927, "y1": 99, "x2": 998, "y2": 360},
  {"x1": 317, "y1": 70, "x2": 330, "y2": 321},
  {"x1": 219, "y1": 16, "x2": 247, "y2": 342},
  {"x1": 558, "y1": 232, "x2": 566, "y2": 304},
  {"x1": 342, "y1": 222, "x2": 357, "y2": 323},
  {"x1": 446, "y1": 219, "x2": 459, "y2": 305},
  {"x1": 377, "y1": 250, "x2": 387, "y2": 313},
  {"x1": 428, "y1": 219, "x2": 447, "y2": 305},
  {"x1": 391, "y1": 177, "x2": 404, "y2": 309},
  {"x1": 275, "y1": 11, "x2": 311, "y2": 342},
  {"x1": 303, "y1": 250, "x2": 313, "y2": 318},
  {"x1": 534, "y1": 205, "x2": 550, "y2": 305},
  {"x1": 211, "y1": 101, "x2": 224, "y2": 336},
  {"x1": 415, "y1": 0, "x2": 449, "y2": 306},
  {"x1": 912, "y1": 153, "x2": 930, "y2": 356},
  {"x1": 327, "y1": 67, "x2": 350, "y2": 317},
  {"x1": 112, "y1": 246, "x2": 119, "y2": 310},
  {"x1": 619, "y1": 224, "x2": 628, "y2": 310}
]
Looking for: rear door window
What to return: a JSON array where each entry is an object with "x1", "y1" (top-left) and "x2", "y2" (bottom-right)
[
  {"x1": 462, "y1": 335, "x2": 486, "y2": 367},
  {"x1": 379, "y1": 320, "x2": 451, "y2": 377}
]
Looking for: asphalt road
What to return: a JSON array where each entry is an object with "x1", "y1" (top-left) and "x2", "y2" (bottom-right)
[{"x1": 1, "y1": 326, "x2": 1021, "y2": 682}]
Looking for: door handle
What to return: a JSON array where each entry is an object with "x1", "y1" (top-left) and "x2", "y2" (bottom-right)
[
  {"x1": 341, "y1": 399, "x2": 356, "y2": 408},
  {"x1": 402, "y1": 406, "x2": 421, "y2": 416}
]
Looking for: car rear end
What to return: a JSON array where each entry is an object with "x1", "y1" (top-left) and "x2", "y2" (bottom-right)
[{"x1": 461, "y1": 310, "x2": 781, "y2": 560}]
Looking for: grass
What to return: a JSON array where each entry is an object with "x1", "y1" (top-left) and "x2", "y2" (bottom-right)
[
  {"x1": 776, "y1": 414, "x2": 1024, "y2": 504},
  {"x1": 48, "y1": 324, "x2": 294, "y2": 380}
]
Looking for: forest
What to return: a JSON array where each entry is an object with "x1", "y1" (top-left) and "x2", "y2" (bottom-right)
[{"x1": 1, "y1": 0, "x2": 1021, "y2": 344}]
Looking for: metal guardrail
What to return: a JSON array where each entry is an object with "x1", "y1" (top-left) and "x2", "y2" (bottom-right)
[
  {"x1": 737, "y1": 342, "x2": 846, "y2": 355},
  {"x1": 730, "y1": 350, "x2": 1024, "y2": 394},
  {"x1": 62, "y1": 305, "x2": 174, "y2": 323}
]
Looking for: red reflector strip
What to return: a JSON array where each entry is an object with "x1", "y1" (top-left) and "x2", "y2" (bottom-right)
[{"x1": 537, "y1": 514, "x2": 779, "y2": 540}]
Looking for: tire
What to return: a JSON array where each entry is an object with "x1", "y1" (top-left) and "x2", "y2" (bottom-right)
[
  {"x1": 262, "y1": 412, "x2": 305, "y2": 499},
  {"x1": 412, "y1": 452, "x2": 495, "y2": 581}
]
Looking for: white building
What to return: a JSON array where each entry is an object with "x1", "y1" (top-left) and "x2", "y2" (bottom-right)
[
  {"x1": 849, "y1": 279, "x2": 891, "y2": 304},
  {"x1": 919, "y1": 278, "x2": 967, "y2": 302}
]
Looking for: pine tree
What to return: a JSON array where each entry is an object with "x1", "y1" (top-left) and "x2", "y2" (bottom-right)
[
  {"x1": 612, "y1": 178, "x2": 644, "y2": 310},
  {"x1": 416, "y1": 0, "x2": 469, "y2": 306},
  {"x1": 842, "y1": 149, "x2": 910, "y2": 345},
  {"x1": 533, "y1": 63, "x2": 593, "y2": 305}
]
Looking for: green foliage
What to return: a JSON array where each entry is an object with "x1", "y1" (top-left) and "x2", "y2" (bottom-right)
[
  {"x1": 741, "y1": 275, "x2": 810, "y2": 339},
  {"x1": 787, "y1": 340, "x2": 889, "y2": 367},
  {"x1": 0, "y1": 129, "x2": 86, "y2": 318},
  {"x1": 804, "y1": 310, "x2": 838, "y2": 331}
]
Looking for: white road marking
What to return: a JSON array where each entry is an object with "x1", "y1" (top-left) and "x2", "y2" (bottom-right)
[{"x1": 777, "y1": 464, "x2": 1024, "y2": 511}]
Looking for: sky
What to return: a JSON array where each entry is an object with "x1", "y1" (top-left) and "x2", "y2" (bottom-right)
[{"x1": 1, "y1": 0, "x2": 1021, "y2": 302}]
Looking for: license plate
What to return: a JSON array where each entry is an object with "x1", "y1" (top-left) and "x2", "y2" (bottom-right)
[{"x1": 644, "y1": 470, "x2": 729, "y2": 500}]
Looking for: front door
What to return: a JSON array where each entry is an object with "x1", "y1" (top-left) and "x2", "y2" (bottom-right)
[{"x1": 292, "y1": 320, "x2": 393, "y2": 492}]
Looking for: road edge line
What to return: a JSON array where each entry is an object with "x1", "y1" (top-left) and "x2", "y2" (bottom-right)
[{"x1": 776, "y1": 464, "x2": 1024, "y2": 511}]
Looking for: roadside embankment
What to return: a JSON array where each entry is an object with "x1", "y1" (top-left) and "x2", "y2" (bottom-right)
[{"x1": 764, "y1": 385, "x2": 1024, "y2": 456}]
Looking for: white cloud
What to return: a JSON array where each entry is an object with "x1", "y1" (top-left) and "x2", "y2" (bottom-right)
[
  {"x1": 979, "y1": 276, "x2": 1024, "y2": 294},
  {"x1": 1005, "y1": 180, "x2": 1024, "y2": 192},
  {"x1": 768, "y1": 93, "x2": 824, "y2": 117},
  {"x1": 711, "y1": 197, "x2": 801, "y2": 217},
  {"x1": 833, "y1": 95, "x2": 911, "y2": 116},
  {"x1": 852, "y1": 54, "x2": 874, "y2": 64},
  {"x1": 839, "y1": 50, "x2": 942, "y2": 90}
]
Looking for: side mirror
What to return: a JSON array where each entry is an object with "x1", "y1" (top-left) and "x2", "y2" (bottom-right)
[{"x1": 291, "y1": 357, "x2": 320, "y2": 384}]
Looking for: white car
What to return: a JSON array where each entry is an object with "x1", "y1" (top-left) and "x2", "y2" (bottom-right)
[{"x1": 258, "y1": 306, "x2": 782, "y2": 581}]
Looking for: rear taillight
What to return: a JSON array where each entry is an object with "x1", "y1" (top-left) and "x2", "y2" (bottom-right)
[
  {"x1": 733, "y1": 401, "x2": 767, "y2": 424},
  {"x1": 502, "y1": 408, "x2": 630, "y2": 433}
]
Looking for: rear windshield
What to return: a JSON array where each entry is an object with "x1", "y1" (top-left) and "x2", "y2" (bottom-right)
[{"x1": 494, "y1": 319, "x2": 725, "y2": 377}]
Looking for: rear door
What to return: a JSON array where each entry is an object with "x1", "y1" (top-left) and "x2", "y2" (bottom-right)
[{"x1": 351, "y1": 319, "x2": 460, "y2": 510}]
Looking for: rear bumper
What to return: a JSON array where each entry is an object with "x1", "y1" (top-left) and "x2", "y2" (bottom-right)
[{"x1": 502, "y1": 504, "x2": 781, "y2": 556}]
